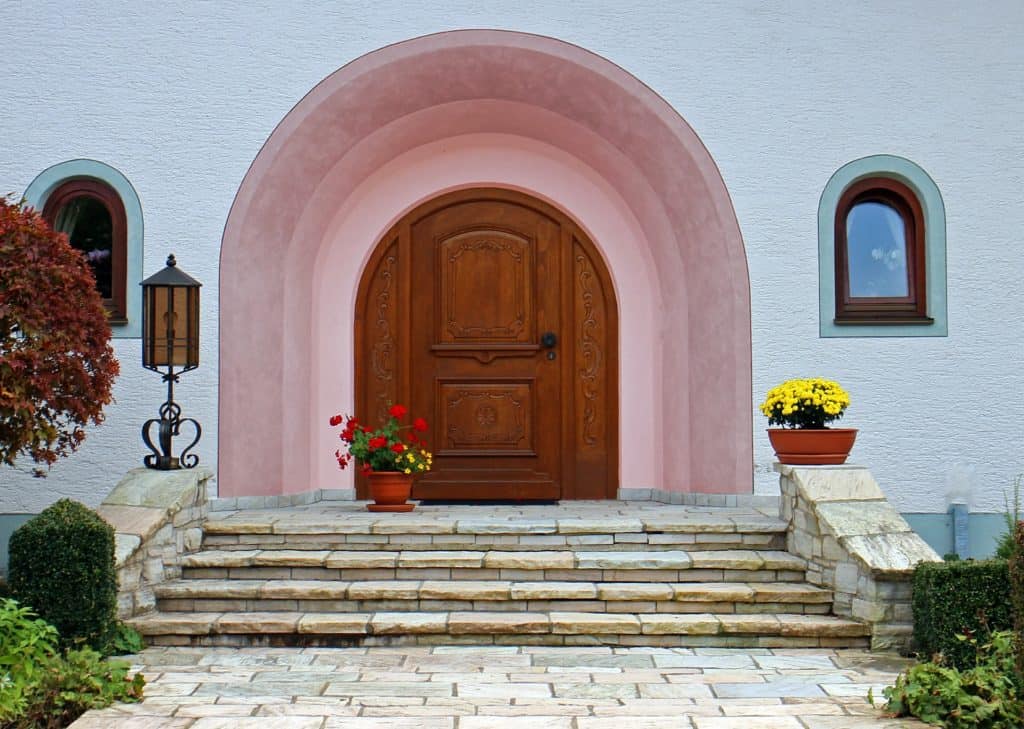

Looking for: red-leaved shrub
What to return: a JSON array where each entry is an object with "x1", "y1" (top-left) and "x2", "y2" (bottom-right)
[{"x1": 0, "y1": 197, "x2": 119, "y2": 472}]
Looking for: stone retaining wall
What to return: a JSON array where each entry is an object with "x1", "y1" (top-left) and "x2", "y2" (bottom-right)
[
  {"x1": 97, "y1": 467, "x2": 214, "y2": 618},
  {"x1": 777, "y1": 464, "x2": 941, "y2": 650}
]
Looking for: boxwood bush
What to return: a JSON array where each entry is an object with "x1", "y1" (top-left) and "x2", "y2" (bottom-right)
[
  {"x1": 8, "y1": 499, "x2": 117, "y2": 651},
  {"x1": 912, "y1": 558, "x2": 1012, "y2": 670}
]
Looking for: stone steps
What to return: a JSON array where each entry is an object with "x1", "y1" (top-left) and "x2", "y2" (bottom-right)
[
  {"x1": 181, "y1": 548, "x2": 806, "y2": 572},
  {"x1": 180, "y1": 548, "x2": 808, "y2": 584},
  {"x1": 133, "y1": 502, "x2": 879, "y2": 649},
  {"x1": 154, "y1": 579, "x2": 833, "y2": 614},
  {"x1": 202, "y1": 513, "x2": 788, "y2": 552},
  {"x1": 127, "y1": 609, "x2": 870, "y2": 648}
]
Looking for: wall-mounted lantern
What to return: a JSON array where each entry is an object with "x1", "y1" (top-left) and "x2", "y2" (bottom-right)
[{"x1": 140, "y1": 254, "x2": 202, "y2": 469}]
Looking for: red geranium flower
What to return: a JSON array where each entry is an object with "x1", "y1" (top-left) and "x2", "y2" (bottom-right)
[
  {"x1": 390, "y1": 443, "x2": 405, "y2": 454},
  {"x1": 408, "y1": 433, "x2": 418, "y2": 444},
  {"x1": 368, "y1": 436, "x2": 387, "y2": 450},
  {"x1": 413, "y1": 417, "x2": 428, "y2": 432},
  {"x1": 389, "y1": 404, "x2": 407, "y2": 419},
  {"x1": 329, "y1": 414, "x2": 343, "y2": 427}
]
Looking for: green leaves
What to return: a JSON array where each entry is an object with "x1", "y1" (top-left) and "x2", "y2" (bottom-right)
[
  {"x1": 884, "y1": 631, "x2": 1023, "y2": 728},
  {"x1": 0, "y1": 599, "x2": 145, "y2": 727}
]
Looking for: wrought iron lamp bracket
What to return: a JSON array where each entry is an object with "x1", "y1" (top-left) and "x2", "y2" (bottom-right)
[{"x1": 141, "y1": 364, "x2": 201, "y2": 470}]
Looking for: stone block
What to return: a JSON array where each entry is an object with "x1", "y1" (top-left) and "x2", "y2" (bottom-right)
[
  {"x1": 639, "y1": 614, "x2": 719, "y2": 635},
  {"x1": 842, "y1": 533, "x2": 941, "y2": 576},
  {"x1": 777, "y1": 465, "x2": 885, "y2": 502},
  {"x1": 851, "y1": 597, "x2": 888, "y2": 622},
  {"x1": 325, "y1": 551, "x2": 398, "y2": 568},
  {"x1": 420, "y1": 581, "x2": 510, "y2": 600},
  {"x1": 114, "y1": 533, "x2": 142, "y2": 567},
  {"x1": 483, "y1": 551, "x2": 574, "y2": 570},
  {"x1": 398, "y1": 551, "x2": 484, "y2": 568},
  {"x1": 833, "y1": 562, "x2": 860, "y2": 594},
  {"x1": 216, "y1": 612, "x2": 302, "y2": 633},
  {"x1": 184, "y1": 528, "x2": 203, "y2": 551},
  {"x1": 550, "y1": 612, "x2": 640, "y2": 634},
  {"x1": 347, "y1": 581, "x2": 420, "y2": 600},
  {"x1": 449, "y1": 612, "x2": 550, "y2": 634},
  {"x1": 557, "y1": 519, "x2": 643, "y2": 534},
  {"x1": 298, "y1": 614, "x2": 369, "y2": 634},
  {"x1": 371, "y1": 612, "x2": 447, "y2": 634},
  {"x1": 103, "y1": 467, "x2": 212, "y2": 511},
  {"x1": 816, "y1": 501, "x2": 911, "y2": 538},
  {"x1": 98, "y1": 504, "x2": 169, "y2": 543},
  {"x1": 717, "y1": 615, "x2": 781, "y2": 634},
  {"x1": 510, "y1": 582, "x2": 597, "y2": 600},
  {"x1": 597, "y1": 583, "x2": 673, "y2": 601},
  {"x1": 457, "y1": 519, "x2": 556, "y2": 534},
  {"x1": 577, "y1": 551, "x2": 690, "y2": 570}
]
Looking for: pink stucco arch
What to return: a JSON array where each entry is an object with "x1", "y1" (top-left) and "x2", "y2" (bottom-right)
[{"x1": 219, "y1": 30, "x2": 752, "y2": 498}]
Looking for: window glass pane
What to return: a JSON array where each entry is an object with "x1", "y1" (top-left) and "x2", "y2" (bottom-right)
[
  {"x1": 53, "y1": 195, "x2": 113, "y2": 299},
  {"x1": 845, "y1": 200, "x2": 909, "y2": 298}
]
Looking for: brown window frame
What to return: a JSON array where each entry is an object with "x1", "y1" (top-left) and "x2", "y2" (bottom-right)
[
  {"x1": 834, "y1": 177, "x2": 931, "y2": 325},
  {"x1": 42, "y1": 178, "x2": 128, "y2": 324}
]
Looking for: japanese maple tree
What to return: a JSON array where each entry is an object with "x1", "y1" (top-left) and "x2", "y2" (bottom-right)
[{"x1": 0, "y1": 197, "x2": 119, "y2": 472}]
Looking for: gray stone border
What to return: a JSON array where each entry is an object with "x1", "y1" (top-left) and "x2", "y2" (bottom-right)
[
  {"x1": 776, "y1": 463, "x2": 941, "y2": 650},
  {"x1": 99, "y1": 467, "x2": 215, "y2": 618}
]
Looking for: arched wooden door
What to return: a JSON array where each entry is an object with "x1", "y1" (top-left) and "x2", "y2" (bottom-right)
[{"x1": 355, "y1": 189, "x2": 618, "y2": 500}]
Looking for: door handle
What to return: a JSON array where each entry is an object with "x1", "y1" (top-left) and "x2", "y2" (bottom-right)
[{"x1": 541, "y1": 332, "x2": 558, "y2": 348}]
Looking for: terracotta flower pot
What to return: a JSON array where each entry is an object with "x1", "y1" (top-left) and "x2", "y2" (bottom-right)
[
  {"x1": 366, "y1": 471, "x2": 416, "y2": 512},
  {"x1": 767, "y1": 428, "x2": 858, "y2": 465}
]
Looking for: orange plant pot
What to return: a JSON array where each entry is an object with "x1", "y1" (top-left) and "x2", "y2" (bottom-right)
[
  {"x1": 767, "y1": 428, "x2": 858, "y2": 465},
  {"x1": 366, "y1": 471, "x2": 416, "y2": 512}
]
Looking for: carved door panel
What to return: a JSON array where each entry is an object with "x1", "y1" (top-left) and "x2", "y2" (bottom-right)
[{"x1": 355, "y1": 189, "x2": 617, "y2": 500}]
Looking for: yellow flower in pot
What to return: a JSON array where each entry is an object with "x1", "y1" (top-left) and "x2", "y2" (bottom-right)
[{"x1": 759, "y1": 378, "x2": 856, "y2": 465}]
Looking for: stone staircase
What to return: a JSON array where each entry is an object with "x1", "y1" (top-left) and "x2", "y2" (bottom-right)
[{"x1": 127, "y1": 502, "x2": 870, "y2": 648}]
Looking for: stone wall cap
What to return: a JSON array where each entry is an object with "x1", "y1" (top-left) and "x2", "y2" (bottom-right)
[
  {"x1": 816, "y1": 501, "x2": 912, "y2": 538},
  {"x1": 779, "y1": 466, "x2": 885, "y2": 502},
  {"x1": 102, "y1": 466, "x2": 214, "y2": 511},
  {"x1": 842, "y1": 532, "x2": 941, "y2": 576}
]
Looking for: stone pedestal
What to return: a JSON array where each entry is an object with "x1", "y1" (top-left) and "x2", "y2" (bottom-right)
[
  {"x1": 97, "y1": 467, "x2": 214, "y2": 618},
  {"x1": 777, "y1": 464, "x2": 940, "y2": 650}
]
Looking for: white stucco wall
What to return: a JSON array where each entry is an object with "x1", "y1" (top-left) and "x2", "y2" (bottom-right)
[{"x1": 1, "y1": 1, "x2": 1021, "y2": 514}]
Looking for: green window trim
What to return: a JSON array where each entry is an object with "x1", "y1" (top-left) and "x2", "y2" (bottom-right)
[
  {"x1": 818, "y1": 154, "x2": 947, "y2": 337},
  {"x1": 24, "y1": 160, "x2": 144, "y2": 338}
]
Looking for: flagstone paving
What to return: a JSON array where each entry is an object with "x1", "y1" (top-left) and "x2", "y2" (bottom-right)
[{"x1": 70, "y1": 646, "x2": 925, "y2": 727}]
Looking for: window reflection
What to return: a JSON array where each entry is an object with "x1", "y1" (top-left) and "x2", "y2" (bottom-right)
[
  {"x1": 845, "y1": 200, "x2": 909, "y2": 298},
  {"x1": 54, "y1": 196, "x2": 113, "y2": 299}
]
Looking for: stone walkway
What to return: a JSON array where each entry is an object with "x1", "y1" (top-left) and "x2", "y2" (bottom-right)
[{"x1": 71, "y1": 646, "x2": 925, "y2": 728}]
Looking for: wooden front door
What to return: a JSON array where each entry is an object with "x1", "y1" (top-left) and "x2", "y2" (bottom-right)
[{"x1": 355, "y1": 189, "x2": 617, "y2": 500}]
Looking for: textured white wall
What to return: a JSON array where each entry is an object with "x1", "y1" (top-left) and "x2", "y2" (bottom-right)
[{"x1": 1, "y1": 1, "x2": 1021, "y2": 513}]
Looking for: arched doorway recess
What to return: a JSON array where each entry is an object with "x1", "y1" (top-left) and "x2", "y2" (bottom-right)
[
  {"x1": 219, "y1": 30, "x2": 752, "y2": 498},
  {"x1": 355, "y1": 188, "x2": 618, "y2": 501}
]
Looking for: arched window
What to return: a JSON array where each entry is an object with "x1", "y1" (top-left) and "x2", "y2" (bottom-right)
[
  {"x1": 819, "y1": 155, "x2": 946, "y2": 337},
  {"x1": 834, "y1": 177, "x2": 930, "y2": 324},
  {"x1": 42, "y1": 178, "x2": 128, "y2": 323}
]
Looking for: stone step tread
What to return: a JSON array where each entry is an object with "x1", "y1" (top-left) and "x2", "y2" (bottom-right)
[
  {"x1": 155, "y1": 579, "x2": 832, "y2": 603},
  {"x1": 203, "y1": 514, "x2": 787, "y2": 537},
  {"x1": 181, "y1": 548, "x2": 806, "y2": 571},
  {"x1": 128, "y1": 610, "x2": 868, "y2": 638}
]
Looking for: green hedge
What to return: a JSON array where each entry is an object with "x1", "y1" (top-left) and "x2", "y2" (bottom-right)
[
  {"x1": 1010, "y1": 521, "x2": 1024, "y2": 676},
  {"x1": 8, "y1": 499, "x2": 117, "y2": 651},
  {"x1": 913, "y1": 559, "x2": 1012, "y2": 670}
]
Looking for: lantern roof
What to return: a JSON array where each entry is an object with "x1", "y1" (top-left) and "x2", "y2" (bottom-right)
[{"x1": 141, "y1": 254, "x2": 202, "y2": 288}]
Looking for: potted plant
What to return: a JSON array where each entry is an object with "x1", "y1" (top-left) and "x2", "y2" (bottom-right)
[
  {"x1": 759, "y1": 378, "x2": 856, "y2": 464},
  {"x1": 329, "y1": 404, "x2": 432, "y2": 512}
]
